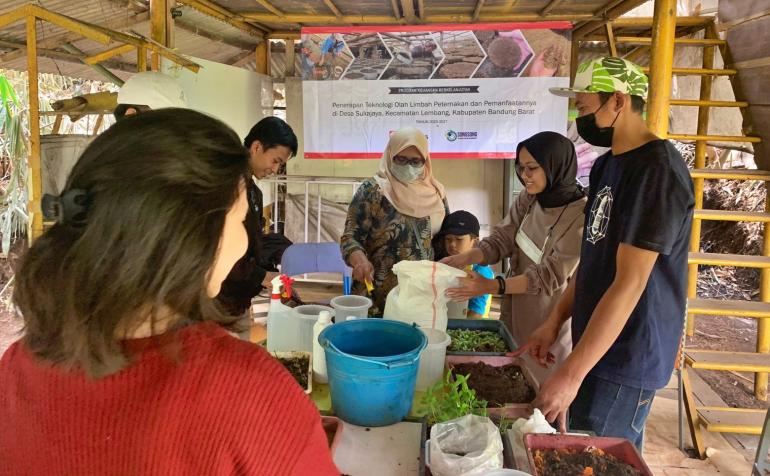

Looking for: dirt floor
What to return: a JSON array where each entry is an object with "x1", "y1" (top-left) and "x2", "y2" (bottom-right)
[
  {"x1": 687, "y1": 315, "x2": 770, "y2": 411},
  {"x1": 0, "y1": 243, "x2": 23, "y2": 356}
]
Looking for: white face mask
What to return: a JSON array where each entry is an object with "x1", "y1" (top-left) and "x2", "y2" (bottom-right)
[{"x1": 392, "y1": 164, "x2": 425, "y2": 183}]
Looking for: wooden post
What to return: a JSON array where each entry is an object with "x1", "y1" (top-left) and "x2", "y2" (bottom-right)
[
  {"x1": 759, "y1": 190, "x2": 770, "y2": 401},
  {"x1": 51, "y1": 115, "x2": 62, "y2": 134},
  {"x1": 137, "y1": 46, "x2": 147, "y2": 72},
  {"x1": 570, "y1": 36, "x2": 580, "y2": 84},
  {"x1": 256, "y1": 41, "x2": 268, "y2": 75},
  {"x1": 26, "y1": 15, "x2": 43, "y2": 242},
  {"x1": 285, "y1": 39, "x2": 295, "y2": 77},
  {"x1": 150, "y1": 0, "x2": 171, "y2": 71},
  {"x1": 646, "y1": 0, "x2": 677, "y2": 137},
  {"x1": 93, "y1": 114, "x2": 104, "y2": 135},
  {"x1": 605, "y1": 23, "x2": 617, "y2": 57},
  {"x1": 687, "y1": 27, "x2": 714, "y2": 337}
]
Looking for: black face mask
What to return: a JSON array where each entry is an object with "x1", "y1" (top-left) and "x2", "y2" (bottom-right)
[{"x1": 576, "y1": 97, "x2": 620, "y2": 147}]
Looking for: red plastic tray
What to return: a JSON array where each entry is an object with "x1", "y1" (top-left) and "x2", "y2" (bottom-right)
[
  {"x1": 446, "y1": 355, "x2": 540, "y2": 420},
  {"x1": 524, "y1": 433, "x2": 653, "y2": 476}
]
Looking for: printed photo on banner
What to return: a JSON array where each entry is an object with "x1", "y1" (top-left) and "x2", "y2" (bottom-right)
[{"x1": 300, "y1": 23, "x2": 573, "y2": 160}]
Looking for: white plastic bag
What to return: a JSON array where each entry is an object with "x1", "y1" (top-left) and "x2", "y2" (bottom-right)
[
  {"x1": 383, "y1": 260, "x2": 467, "y2": 330},
  {"x1": 508, "y1": 409, "x2": 556, "y2": 471},
  {"x1": 427, "y1": 414, "x2": 504, "y2": 476}
]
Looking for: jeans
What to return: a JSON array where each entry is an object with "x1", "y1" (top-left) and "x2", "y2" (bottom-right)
[{"x1": 569, "y1": 373, "x2": 656, "y2": 451}]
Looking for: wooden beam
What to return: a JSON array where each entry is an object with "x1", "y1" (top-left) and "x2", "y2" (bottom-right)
[
  {"x1": 226, "y1": 49, "x2": 255, "y2": 66},
  {"x1": 137, "y1": 46, "x2": 147, "y2": 72},
  {"x1": 241, "y1": 12, "x2": 594, "y2": 23},
  {"x1": 26, "y1": 14, "x2": 43, "y2": 242},
  {"x1": 611, "y1": 16, "x2": 711, "y2": 28},
  {"x1": 389, "y1": 0, "x2": 401, "y2": 20},
  {"x1": 573, "y1": 0, "x2": 649, "y2": 38},
  {"x1": 255, "y1": 0, "x2": 284, "y2": 17},
  {"x1": 150, "y1": 0, "x2": 171, "y2": 70},
  {"x1": 646, "y1": 0, "x2": 677, "y2": 137},
  {"x1": 417, "y1": 0, "x2": 425, "y2": 20},
  {"x1": 570, "y1": 37, "x2": 579, "y2": 83},
  {"x1": 605, "y1": 23, "x2": 617, "y2": 56},
  {"x1": 322, "y1": 0, "x2": 343, "y2": 19},
  {"x1": 400, "y1": 0, "x2": 416, "y2": 22},
  {"x1": 268, "y1": 31, "x2": 301, "y2": 40},
  {"x1": 0, "y1": 10, "x2": 150, "y2": 64},
  {"x1": 83, "y1": 44, "x2": 135, "y2": 65},
  {"x1": 60, "y1": 43, "x2": 126, "y2": 85},
  {"x1": 540, "y1": 0, "x2": 566, "y2": 16},
  {"x1": 177, "y1": 0, "x2": 265, "y2": 37},
  {"x1": 0, "y1": 37, "x2": 81, "y2": 62},
  {"x1": 0, "y1": 5, "x2": 30, "y2": 30},
  {"x1": 285, "y1": 39, "x2": 296, "y2": 77},
  {"x1": 472, "y1": 0, "x2": 485, "y2": 22},
  {"x1": 27, "y1": 5, "x2": 112, "y2": 45},
  {"x1": 176, "y1": 20, "x2": 257, "y2": 50},
  {"x1": 255, "y1": 41, "x2": 268, "y2": 75}
]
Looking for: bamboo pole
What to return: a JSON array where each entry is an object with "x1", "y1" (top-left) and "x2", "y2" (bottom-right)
[
  {"x1": 137, "y1": 46, "x2": 147, "y2": 72},
  {"x1": 26, "y1": 15, "x2": 42, "y2": 241},
  {"x1": 83, "y1": 44, "x2": 135, "y2": 65},
  {"x1": 686, "y1": 35, "x2": 714, "y2": 337},
  {"x1": 646, "y1": 0, "x2": 678, "y2": 137},
  {"x1": 150, "y1": 0, "x2": 169, "y2": 70},
  {"x1": 759, "y1": 192, "x2": 770, "y2": 401},
  {"x1": 255, "y1": 41, "x2": 268, "y2": 75}
]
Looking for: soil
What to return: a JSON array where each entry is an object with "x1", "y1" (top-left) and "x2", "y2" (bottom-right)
[
  {"x1": 533, "y1": 448, "x2": 642, "y2": 476},
  {"x1": 487, "y1": 37, "x2": 521, "y2": 69},
  {"x1": 438, "y1": 62, "x2": 477, "y2": 79},
  {"x1": 277, "y1": 355, "x2": 310, "y2": 390},
  {"x1": 687, "y1": 315, "x2": 770, "y2": 411},
  {"x1": 451, "y1": 362, "x2": 534, "y2": 406}
]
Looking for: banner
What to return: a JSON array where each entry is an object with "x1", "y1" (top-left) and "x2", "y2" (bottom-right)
[{"x1": 300, "y1": 23, "x2": 571, "y2": 159}]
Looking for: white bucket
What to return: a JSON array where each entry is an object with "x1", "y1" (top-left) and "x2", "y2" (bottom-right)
[
  {"x1": 330, "y1": 295, "x2": 372, "y2": 322},
  {"x1": 416, "y1": 328, "x2": 451, "y2": 391}
]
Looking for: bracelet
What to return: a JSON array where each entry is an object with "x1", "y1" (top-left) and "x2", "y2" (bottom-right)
[{"x1": 495, "y1": 276, "x2": 506, "y2": 295}]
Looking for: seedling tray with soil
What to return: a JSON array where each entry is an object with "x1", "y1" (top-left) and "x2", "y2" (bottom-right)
[
  {"x1": 273, "y1": 351, "x2": 312, "y2": 394},
  {"x1": 447, "y1": 355, "x2": 539, "y2": 420},
  {"x1": 446, "y1": 319, "x2": 515, "y2": 356},
  {"x1": 524, "y1": 434, "x2": 653, "y2": 476}
]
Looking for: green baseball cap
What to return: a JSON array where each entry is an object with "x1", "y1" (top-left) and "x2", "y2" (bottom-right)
[{"x1": 550, "y1": 57, "x2": 649, "y2": 99}]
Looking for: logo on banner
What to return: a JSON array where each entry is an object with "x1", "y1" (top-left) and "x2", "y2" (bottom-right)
[{"x1": 446, "y1": 130, "x2": 478, "y2": 142}]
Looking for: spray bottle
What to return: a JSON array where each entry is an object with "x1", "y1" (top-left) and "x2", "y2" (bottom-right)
[
  {"x1": 312, "y1": 310, "x2": 333, "y2": 383},
  {"x1": 266, "y1": 275, "x2": 295, "y2": 352}
]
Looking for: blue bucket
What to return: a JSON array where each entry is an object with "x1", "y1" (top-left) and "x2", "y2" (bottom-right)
[{"x1": 319, "y1": 319, "x2": 427, "y2": 426}]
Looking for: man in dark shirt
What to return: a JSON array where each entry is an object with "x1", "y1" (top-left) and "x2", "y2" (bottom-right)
[
  {"x1": 217, "y1": 117, "x2": 297, "y2": 316},
  {"x1": 514, "y1": 57, "x2": 695, "y2": 449}
]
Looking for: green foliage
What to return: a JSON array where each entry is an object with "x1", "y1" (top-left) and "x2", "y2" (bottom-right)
[
  {"x1": 447, "y1": 329, "x2": 507, "y2": 353},
  {"x1": 421, "y1": 369, "x2": 487, "y2": 426},
  {"x1": 0, "y1": 74, "x2": 28, "y2": 257}
]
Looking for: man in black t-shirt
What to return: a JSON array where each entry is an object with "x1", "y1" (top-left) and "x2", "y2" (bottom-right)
[
  {"x1": 216, "y1": 117, "x2": 297, "y2": 316},
  {"x1": 514, "y1": 57, "x2": 694, "y2": 449}
]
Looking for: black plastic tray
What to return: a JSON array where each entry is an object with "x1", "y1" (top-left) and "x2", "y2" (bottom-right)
[{"x1": 446, "y1": 319, "x2": 516, "y2": 356}]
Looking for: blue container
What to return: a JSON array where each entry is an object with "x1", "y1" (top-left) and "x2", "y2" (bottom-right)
[{"x1": 319, "y1": 319, "x2": 427, "y2": 427}]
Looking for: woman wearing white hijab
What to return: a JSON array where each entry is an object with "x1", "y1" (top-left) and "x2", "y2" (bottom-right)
[{"x1": 341, "y1": 128, "x2": 448, "y2": 316}]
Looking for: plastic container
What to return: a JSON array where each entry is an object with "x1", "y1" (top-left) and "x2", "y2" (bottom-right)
[
  {"x1": 446, "y1": 319, "x2": 516, "y2": 356},
  {"x1": 447, "y1": 299, "x2": 469, "y2": 319},
  {"x1": 293, "y1": 304, "x2": 335, "y2": 353},
  {"x1": 313, "y1": 311, "x2": 333, "y2": 383},
  {"x1": 447, "y1": 355, "x2": 539, "y2": 421},
  {"x1": 415, "y1": 328, "x2": 451, "y2": 391},
  {"x1": 267, "y1": 275, "x2": 301, "y2": 352},
  {"x1": 330, "y1": 295, "x2": 372, "y2": 322},
  {"x1": 318, "y1": 319, "x2": 427, "y2": 427},
  {"x1": 320, "y1": 415, "x2": 344, "y2": 454},
  {"x1": 524, "y1": 433, "x2": 653, "y2": 476}
]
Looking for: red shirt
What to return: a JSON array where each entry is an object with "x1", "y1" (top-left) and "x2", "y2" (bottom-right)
[{"x1": 0, "y1": 322, "x2": 339, "y2": 476}]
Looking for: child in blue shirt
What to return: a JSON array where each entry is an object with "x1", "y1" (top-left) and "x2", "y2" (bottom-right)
[{"x1": 434, "y1": 211, "x2": 494, "y2": 318}]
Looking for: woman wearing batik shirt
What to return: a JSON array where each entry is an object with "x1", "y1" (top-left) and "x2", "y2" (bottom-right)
[{"x1": 341, "y1": 128, "x2": 448, "y2": 317}]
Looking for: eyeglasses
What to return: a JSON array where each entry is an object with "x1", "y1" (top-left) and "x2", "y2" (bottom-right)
[
  {"x1": 515, "y1": 162, "x2": 541, "y2": 176},
  {"x1": 393, "y1": 155, "x2": 426, "y2": 167}
]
